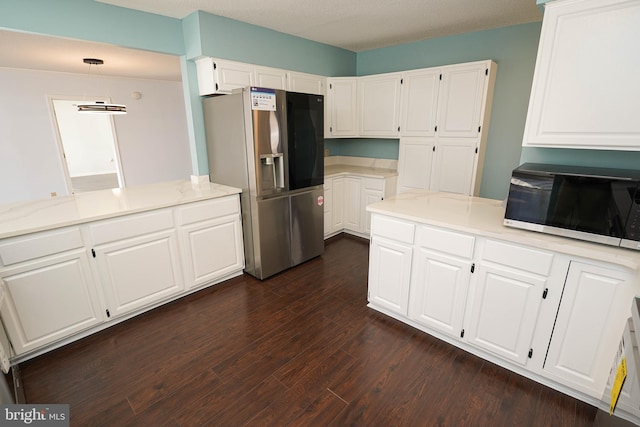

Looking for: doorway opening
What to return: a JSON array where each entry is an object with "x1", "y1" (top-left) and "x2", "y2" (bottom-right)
[{"x1": 50, "y1": 97, "x2": 125, "y2": 194}]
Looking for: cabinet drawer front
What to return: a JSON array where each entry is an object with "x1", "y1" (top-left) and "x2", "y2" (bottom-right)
[
  {"x1": 90, "y1": 210, "x2": 174, "y2": 245},
  {"x1": 371, "y1": 215, "x2": 415, "y2": 244},
  {"x1": 0, "y1": 228, "x2": 84, "y2": 267},
  {"x1": 416, "y1": 225, "x2": 474, "y2": 259},
  {"x1": 482, "y1": 240, "x2": 553, "y2": 276},
  {"x1": 363, "y1": 178, "x2": 384, "y2": 191},
  {"x1": 178, "y1": 196, "x2": 239, "y2": 226}
]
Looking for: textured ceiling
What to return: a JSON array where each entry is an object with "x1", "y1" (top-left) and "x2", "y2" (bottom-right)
[
  {"x1": 96, "y1": 0, "x2": 542, "y2": 52},
  {"x1": 0, "y1": 0, "x2": 542, "y2": 81}
]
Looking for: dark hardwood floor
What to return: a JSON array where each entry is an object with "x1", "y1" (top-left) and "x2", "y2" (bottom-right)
[{"x1": 18, "y1": 234, "x2": 597, "y2": 426}]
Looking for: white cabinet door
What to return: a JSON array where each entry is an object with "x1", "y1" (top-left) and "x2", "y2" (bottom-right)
[
  {"x1": 0, "y1": 250, "x2": 104, "y2": 354},
  {"x1": 323, "y1": 180, "x2": 333, "y2": 237},
  {"x1": 400, "y1": 68, "x2": 441, "y2": 137},
  {"x1": 430, "y1": 138, "x2": 478, "y2": 195},
  {"x1": 94, "y1": 230, "x2": 183, "y2": 319},
  {"x1": 195, "y1": 57, "x2": 254, "y2": 95},
  {"x1": 254, "y1": 66, "x2": 287, "y2": 90},
  {"x1": 465, "y1": 262, "x2": 547, "y2": 366},
  {"x1": 362, "y1": 189, "x2": 383, "y2": 236},
  {"x1": 180, "y1": 216, "x2": 244, "y2": 289},
  {"x1": 436, "y1": 62, "x2": 488, "y2": 138},
  {"x1": 288, "y1": 71, "x2": 325, "y2": 95},
  {"x1": 368, "y1": 236, "x2": 413, "y2": 315},
  {"x1": 522, "y1": 0, "x2": 640, "y2": 150},
  {"x1": 344, "y1": 176, "x2": 362, "y2": 232},
  {"x1": 409, "y1": 248, "x2": 471, "y2": 339},
  {"x1": 331, "y1": 177, "x2": 344, "y2": 234},
  {"x1": 326, "y1": 78, "x2": 358, "y2": 138},
  {"x1": 397, "y1": 137, "x2": 435, "y2": 194},
  {"x1": 544, "y1": 261, "x2": 636, "y2": 398},
  {"x1": 358, "y1": 73, "x2": 402, "y2": 137}
]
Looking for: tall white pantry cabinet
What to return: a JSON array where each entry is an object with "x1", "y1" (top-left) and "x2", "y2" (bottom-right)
[{"x1": 397, "y1": 61, "x2": 497, "y2": 196}]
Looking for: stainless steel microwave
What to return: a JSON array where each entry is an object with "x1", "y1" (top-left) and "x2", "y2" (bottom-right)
[{"x1": 504, "y1": 163, "x2": 640, "y2": 250}]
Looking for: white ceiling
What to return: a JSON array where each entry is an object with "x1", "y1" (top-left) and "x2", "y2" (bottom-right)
[{"x1": 0, "y1": 0, "x2": 542, "y2": 81}]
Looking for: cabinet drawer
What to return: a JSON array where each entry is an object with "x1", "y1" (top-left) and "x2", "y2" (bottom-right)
[
  {"x1": 178, "y1": 196, "x2": 240, "y2": 226},
  {"x1": 416, "y1": 225, "x2": 475, "y2": 259},
  {"x1": 90, "y1": 210, "x2": 175, "y2": 245},
  {"x1": 0, "y1": 228, "x2": 84, "y2": 267},
  {"x1": 371, "y1": 214, "x2": 415, "y2": 244},
  {"x1": 364, "y1": 178, "x2": 384, "y2": 191},
  {"x1": 482, "y1": 240, "x2": 553, "y2": 276}
]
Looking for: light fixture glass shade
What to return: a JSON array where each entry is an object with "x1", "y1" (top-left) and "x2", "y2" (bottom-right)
[{"x1": 77, "y1": 101, "x2": 127, "y2": 115}]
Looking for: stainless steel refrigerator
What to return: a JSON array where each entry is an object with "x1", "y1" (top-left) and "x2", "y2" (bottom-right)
[{"x1": 203, "y1": 87, "x2": 325, "y2": 279}]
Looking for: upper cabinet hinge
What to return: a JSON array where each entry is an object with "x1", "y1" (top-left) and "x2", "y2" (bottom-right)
[
  {"x1": 329, "y1": 83, "x2": 332, "y2": 90},
  {"x1": 478, "y1": 126, "x2": 481, "y2": 133},
  {"x1": 439, "y1": 74, "x2": 442, "y2": 81},
  {"x1": 528, "y1": 349, "x2": 533, "y2": 358},
  {"x1": 215, "y1": 83, "x2": 219, "y2": 91},
  {"x1": 432, "y1": 146, "x2": 436, "y2": 152},
  {"x1": 434, "y1": 125, "x2": 438, "y2": 132},
  {"x1": 475, "y1": 147, "x2": 478, "y2": 154},
  {"x1": 91, "y1": 249, "x2": 96, "y2": 258},
  {"x1": 470, "y1": 263, "x2": 475, "y2": 273},
  {"x1": 213, "y1": 62, "x2": 217, "y2": 70},
  {"x1": 542, "y1": 288, "x2": 549, "y2": 299},
  {"x1": 485, "y1": 68, "x2": 488, "y2": 76},
  {"x1": 400, "y1": 78, "x2": 403, "y2": 84}
]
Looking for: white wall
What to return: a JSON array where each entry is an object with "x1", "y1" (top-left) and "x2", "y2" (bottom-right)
[{"x1": 0, "y1": 67, "x2": 192, "y2": 204}]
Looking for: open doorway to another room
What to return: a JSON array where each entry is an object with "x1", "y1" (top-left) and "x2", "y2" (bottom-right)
[{"x1": 50, "y1": 97, "x2": 125, "y2": 194}]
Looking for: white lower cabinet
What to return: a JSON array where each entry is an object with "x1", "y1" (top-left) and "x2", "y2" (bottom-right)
[
  {"x1": 177, "y1": 197, "x2": 245, "y2": 289},
  {"x1": 408, "y1": 225, "x2": 473, "y2": 339},
  {"x1": 543, "y1": 261, "x2": 637, "y2": 398},
  {"x1": 0, "y1": 248, "x2": 104, "y2": 355},
  {"x1": 0, "y1": 195, "x2": 244, "y2": 359},
  {"x1": 93, "y1": 230, "x2": 183, "y2": 319},
  {"x1": 368, "y1": 215, "x2": 415, "y2": 315},
  {"x1": 368, "y1": 213, "x2": 639, "y2": 421},
  {"x1": 324, "y1": 174, "x2": 397, "y2": 239}
]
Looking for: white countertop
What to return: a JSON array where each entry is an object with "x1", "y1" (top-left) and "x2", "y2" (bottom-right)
[
  {"x1": 367, "y1": 190, "x2": 640, "y2": 271},
  {"x1": 0, "y1": 180, "x2": 241, "y2": 239},
  {"x1": 325, "y1": 164, "x2": 398, "y2": 179}
]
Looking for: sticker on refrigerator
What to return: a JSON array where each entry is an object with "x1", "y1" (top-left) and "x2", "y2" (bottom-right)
[
  {"x1": 317, "y1": 195, "x2": 324, "y2": 207},
  {"x1": 251, "y1": 87, "x2": 277, "y2": 111}
]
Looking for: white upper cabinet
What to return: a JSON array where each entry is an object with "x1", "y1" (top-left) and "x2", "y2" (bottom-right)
[
  {"x1": 254, "y1": 66, "x2": 288, "y2": 90},
  {"x1": 326, "y1": 77, "x2": 359, "y2": 138},
  {"x1": 437, "y1": 62, "x2": 492, "y2": 139},
  {"x1": 288, "y1": 71, "x2": 326, "y2": 95},
  {"x1": 358, "y1": 72, "x2": 402, "y2": 138},
  {"x1": 196, "y1": 58, "x2": 254, "y2": 95},
  {"x1": 522, "y1": 0, "x2": 640, "y2": 150},
  {"x1": 400, "y1": 69, "x2": 441, "y2": 137}
]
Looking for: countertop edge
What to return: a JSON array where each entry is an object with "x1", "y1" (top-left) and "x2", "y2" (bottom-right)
[
  {"x1": 367, "y1": 192, "x2": 640, "y2": 271},
  {"x1": 0, "y1": 180, "x2": 242, "y2": 240}
]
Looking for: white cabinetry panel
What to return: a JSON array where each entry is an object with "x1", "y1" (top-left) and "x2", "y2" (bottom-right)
[
  {"x1": 369, "y1": 236, "x2": 413, "y2": 315},
  {"x1": 397, "y1": 137, "x2": 435, "y2": 193},
  {"x1": 523, "y1": 0, "x2": 640, "y2": 149},
  {"x1": 544, "y1": 261, "x2": 636, "y2": 398},
  {"x1": 400, "y1": 69, "x2": 440, "y2": 137},
  {"x1": 326, "y1": 78, "x2": 358, "y2": 138},
  {"x1": 0, "y1": 249, "x2": 103, "y2": 354},
  {"x1": 358, "y1": 73, "x2": 402, "y2": 137}
]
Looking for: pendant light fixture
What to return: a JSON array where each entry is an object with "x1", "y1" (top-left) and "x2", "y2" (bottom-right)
[{"x1": 77, "y1": 58, "x2": 127, "y2": 115}]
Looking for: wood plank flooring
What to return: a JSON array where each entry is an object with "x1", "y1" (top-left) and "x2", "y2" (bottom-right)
[{"x1": 18, "y1": 234, "x2": 597, "y2": 426}]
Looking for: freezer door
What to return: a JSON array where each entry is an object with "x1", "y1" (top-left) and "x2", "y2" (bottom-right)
[
  {"x1": 290, "y1": 187, "x2": 325, "y2": 266},
  {"x1": 255, "y1": 195, "x2": 291, "y2": 279}
]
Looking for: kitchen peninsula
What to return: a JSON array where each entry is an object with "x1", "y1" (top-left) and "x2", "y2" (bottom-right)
[
  {"x1": 0, "y1": 179, "x2": 244, "y2": 362},
  {"x1": 366, "y1": 190, "x2": 640, "y2": 423}
]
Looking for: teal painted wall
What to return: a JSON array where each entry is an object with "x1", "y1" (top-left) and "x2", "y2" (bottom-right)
[
  {"x1": 353, "y1": 22, "x2": 543, "y2": 200},
  {"x1": 0, "y1": 0, "x2": 184, "y2": 55},
  {"x1": 191, "y1": 12, "x2": 356, "y2": 77},
  {"x1": 521, "y1": 147, "x2": 640, "y2": 169},
  {"x1": 326, "y1": 139, "x2": 399, "y2": 160}
]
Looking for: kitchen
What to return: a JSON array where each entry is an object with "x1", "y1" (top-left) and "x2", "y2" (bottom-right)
[{"x1": 1, "y1": 0, "x2": 640, "y2": 425}]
